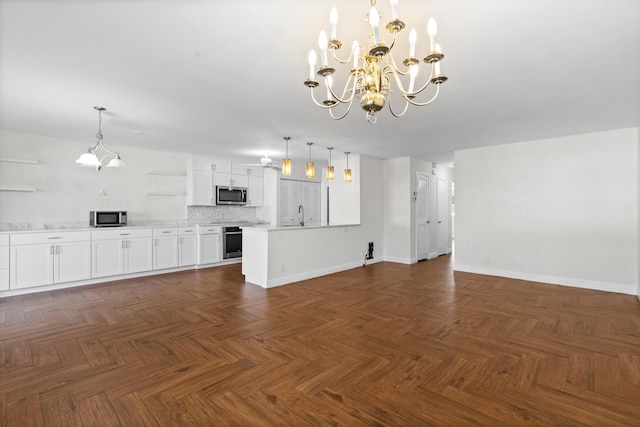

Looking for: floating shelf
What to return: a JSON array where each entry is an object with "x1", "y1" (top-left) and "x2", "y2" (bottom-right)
[
  {"x1": 0, "y1": 187, "x2": 37, "y2": 192},
  {"x1": 0, "y1": 158, "x2": 39, "y2": 165},
  {"x1": 145, "y1": 192, "x2": 186, "y2": 196},
  {"x1": 145, "y1": 171, "x2": 186, "y2": 177}
]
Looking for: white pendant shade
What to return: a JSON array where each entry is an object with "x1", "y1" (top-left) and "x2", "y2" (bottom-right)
[
  {"x1": 76, "y1": 150, "x2": 100, "y2": 167},
  {"x1": 106, "y1": 154, "x2": 125, "y2": 168}
]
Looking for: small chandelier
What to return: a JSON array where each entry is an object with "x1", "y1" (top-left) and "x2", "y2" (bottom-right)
[
  {"x1": 306, "y1": 142, "x2": 315, "y2": 178},
  {"x1": 326, "y1": 147, "x2": 335, "y2": 180},
  {"x1": 344, "y1": 152, "x2": 352, "y2": 183},
  {"x1": 76, "y1": 106, "x2": 125, "y2": 171},
  {"x1": 282, "y1": 136, "x2": 292, "y2": 176},
  {"x1": 304, "y1": 0, "x2": 448, "y2": 124}
]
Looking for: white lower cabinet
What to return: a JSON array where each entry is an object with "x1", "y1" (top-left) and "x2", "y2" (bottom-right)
[
  {"x1": 178, "y1": 227, "x2": 198, "y2": 266},
  {"x1": 92, "y1": 228, "x2": 152, "y2": 278},
  {"x1": 0, "y1": 235, "x2": 9, "y2": 291},
  {"x1": 9, "y1": 231, "x2": 91, "y2": 290},
  {"x1": 198, "y1": 226, "x2": 222, "y2": 264},
  {"x1": 153, "y1": 227, "x2": 178, "y2": 270}
]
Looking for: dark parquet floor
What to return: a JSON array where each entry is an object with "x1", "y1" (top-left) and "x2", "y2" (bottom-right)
[{"x1": 1, "y1": 255, "x2": 640, "y2": 426}]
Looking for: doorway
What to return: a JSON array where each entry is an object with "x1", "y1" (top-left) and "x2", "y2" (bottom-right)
[{"x1": 416, "y1": 173, "x2": 429, "y2": 261}]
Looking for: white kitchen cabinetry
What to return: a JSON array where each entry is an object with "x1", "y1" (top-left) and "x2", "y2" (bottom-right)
[
  {"x1": 92, "y1": 228, "x2": 153, "y2": 278},
  {"x1": 178, "y1": 227, "x2": 198, "y2": 266},
  {"x1": 0, "y1": 235, "x2": 10, "y2": 291},
  {"x1": 247, "y1": 175, "x2": 264, "y2": 207},
  {"x1": 279, "y1": 179, "x2": 321, "y2": 226},
  {"x1": 186, "y1": 155, "x2": 214, "y2": 206},
  {"x1": 198, "y1": 225, "x2": 222, "y2": 264},
  {"x1": 10, "y1": 231, "x2": 91, "y2": 290},
  {"x1": 153, "y1": 227, "x2": 178, "y2": 270},
  {"x1": 213, "y1": 160, "x2": 249, "y2": 188}
]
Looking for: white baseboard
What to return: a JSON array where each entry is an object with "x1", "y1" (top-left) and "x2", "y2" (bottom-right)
[
  {"x1": 454, "y1": 264, "x2": 637, "y2": 296},
  {"x1": 263, "y1": 257, "x2": 383, "y2": 288},
  {"x1": 383, "y1": 256, "x2": 414, "y2": 264}
]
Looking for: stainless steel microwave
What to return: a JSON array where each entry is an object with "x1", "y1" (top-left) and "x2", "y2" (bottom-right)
[
  {"x1": 216, "y1": 186, "x2": 247, "y2": 205},
  {"x1": 90, "y1": 211, "x2": 127, "y2": 227}
]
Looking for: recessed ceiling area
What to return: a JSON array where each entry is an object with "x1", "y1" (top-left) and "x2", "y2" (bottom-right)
[{"x1": 0, "y1": 0, "x2": 638, "y2": 164}]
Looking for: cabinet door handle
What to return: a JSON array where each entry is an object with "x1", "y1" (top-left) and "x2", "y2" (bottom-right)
[
  {"x1": 47, "y1": 236, "x2": 61, "y2": 240},
  {"x1": 162, "y1": 231, "x2": 171, "y2": 234},
  {"x1": 50, "y1": 245, "x2": 54, "y2": 255},
  {"x1": 56, "y1": 246, "x2": 61, "y2": 254}
]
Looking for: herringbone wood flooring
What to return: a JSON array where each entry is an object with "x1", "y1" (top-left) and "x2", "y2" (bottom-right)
[{"x1": 1, "y1": 255, "x2": 639, "y2": 426}]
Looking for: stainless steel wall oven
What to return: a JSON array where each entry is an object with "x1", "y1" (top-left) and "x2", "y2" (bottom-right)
[{"x1": 222, "y1": 226, "x2": 242, "y2": 259}]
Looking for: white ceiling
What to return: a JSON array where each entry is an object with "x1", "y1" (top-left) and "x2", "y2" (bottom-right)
[{"x1": 1, "y1": 0, "x2": 638, "y2": 165}]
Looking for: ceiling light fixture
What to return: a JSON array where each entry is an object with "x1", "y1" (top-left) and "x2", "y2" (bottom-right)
[
  {"x1": 326, "y1": 147, "x2": 335, "y2": 180},
  {"x1": 76, "y1": 106, "x2": 125, "y2": 172},
  {"x1": 306, "y1": 142, "x2": 315, "y2": 178},
  {"x1": 344, "y1": 152, "x2": 352, "y2": 183},
  {"x1": 76, "y1": 107, "x2": 126, "y2": 172},
  {"x1": 304, "y1": 0, "x2": 448, "y2": 124},
  {"x1": 282, "y1": 136, "x2": 292, "y2": 176}
]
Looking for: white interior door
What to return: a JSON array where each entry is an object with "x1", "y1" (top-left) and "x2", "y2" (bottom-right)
[
  {"x1": 437, "y1": 177, "x2": 450, "y2": 256},
  {"x1": 416, "y1": 173, "x2": 429, "y2": 261}
]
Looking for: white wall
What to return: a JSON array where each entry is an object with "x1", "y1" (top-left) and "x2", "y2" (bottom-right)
[
  {"x1": 327, "y1": 155, "x2": 360, "y2": 225},
  {"x1": 0, "y1": 131, "x2": 187, "y2": 225},
  {"x1": 455, "y1": 128, "x2": 638, "y2": 295},
  {"x1": 638, "y1": 127, "x2": 640, "y2": 300},
  {"x1": 382, "y1": 157, "x2": 412, "y2": 262}
]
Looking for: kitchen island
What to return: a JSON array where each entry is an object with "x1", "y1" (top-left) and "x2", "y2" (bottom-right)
[{"x1": 242, "y1": 223, "x2": 374, "y2": 288}]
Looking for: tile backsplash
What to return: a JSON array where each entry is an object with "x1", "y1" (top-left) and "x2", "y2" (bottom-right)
[{"x1": 187, "y1": 205, "x2": 270, "y2": 224}]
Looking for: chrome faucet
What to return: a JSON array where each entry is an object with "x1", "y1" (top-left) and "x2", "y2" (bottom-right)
[{"x1": 298, "y1": 205, "x2": 305, "y2": 227}]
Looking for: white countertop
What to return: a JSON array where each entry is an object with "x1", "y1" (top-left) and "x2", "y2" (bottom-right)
[{"x1": 243, "y1": 223, "x2": 359, "y2": 231}]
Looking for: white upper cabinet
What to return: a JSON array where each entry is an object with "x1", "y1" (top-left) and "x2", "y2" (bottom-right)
[
  {"x1": 187, "y1": 155, "x2": 264, "y2": 206},
  {"x1": 186, "y1": 155, "x2": 214, "y2": 206}
]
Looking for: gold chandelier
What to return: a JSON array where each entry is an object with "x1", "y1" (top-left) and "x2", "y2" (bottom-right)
[{"x1": 304, "y1": 0, "x2": 448, "y2": 124}]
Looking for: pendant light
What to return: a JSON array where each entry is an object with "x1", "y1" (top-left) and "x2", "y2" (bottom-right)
[
  {"x1": 306, "y1": 142, "x2": 315, "y2": 178},
  {"x1": 344, "y1": 151, "x2": 352, "y2": 183},
  {"x1": 76, "y1": 106, "x2": 125, "y2": 172},
  {"x1": 326, "y1": 147, "x2": 334, "y2": 180},
  {"x1": 282, "y1": 136, "x2": 292, "y2": 176}
]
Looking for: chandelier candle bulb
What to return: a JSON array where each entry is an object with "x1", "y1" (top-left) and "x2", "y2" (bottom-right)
[
  {"x1": 330, "y1": 7, "x2": 338, "y2": 39},
  {"x1": 409, "y1": 28, "x2": 417, "y2": 57},
  {"x1": 353, "y1": 42, "x2": 360, "y2": 68},
  {"x1": 308, "y1": 50, "x2": 317, "y2": 79},
  {"x1": 369, "y1": 7, "x2": 380, "y2": 45},
  {"x1": 427, "y1": 18, "x2": 437, "y2": 52},
  {"x1": 319, "y1": 31, "x2": 329, "y2": 66},
  {"x1": 408, "y1": 65, "x2": 418, "y2": 92},
  {"x1": 390, "y1": 0, "x2": 399, "y2": 20}
]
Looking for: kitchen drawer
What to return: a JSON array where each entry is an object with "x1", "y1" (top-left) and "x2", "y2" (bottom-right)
[
  {"x1": 198, "y1": 225, "x2": 222, "y2": 234},
  {"x1": 179, "y1": 226, "x2": 197, "y2": 235},
  {"x1": 153, "y1": 227, "x2": 178, "y2": 237},
  {"x1": 11, "y1": 230, "x2": 91, "y2": 245},
  {"x1": 92, "y1": 228, "x2": 152, "y2": 241}
]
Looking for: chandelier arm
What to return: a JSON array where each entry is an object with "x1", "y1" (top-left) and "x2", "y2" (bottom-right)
[
  {"x1": 327, "y1": 73, "x2": 357, "y2": 104},
  {"x1": 404, "y1": 83, "x2": 441, "y2": 107},
  {"x1": 310, "y1": 88, "x2": 336, "y2": 109},
  {"x1": 408, "y1": 71, "x2": 435, "y2": 96},
  {"x1": 387, "y1": 52, "x2": 411, "y2": 76},
  {"x1": 330, "y1": 46, "x2": 362, "y2": 65},
  {"x1": 388, "y1": 95, "x2": 411, "y2": 118},
  {"x1": 383, "y1": 67, "x2": 410, "y2": 96},
  {"x1": 328, "y1": 101, "x2": 353, "y2": 120}
]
